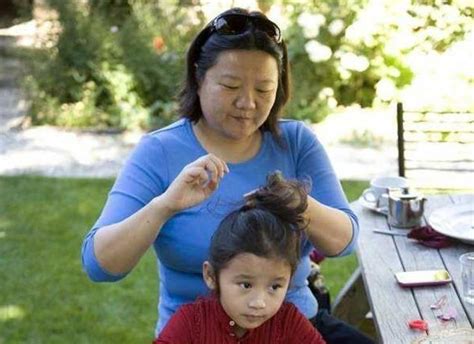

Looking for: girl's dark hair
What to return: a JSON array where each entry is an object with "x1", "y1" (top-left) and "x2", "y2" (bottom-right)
[
  {"x1": 179, "y1": 7, "x2": 290, "y2": 140},
  {"x1": 208, "y1": 171, "x2": 308, "y2": 286}
]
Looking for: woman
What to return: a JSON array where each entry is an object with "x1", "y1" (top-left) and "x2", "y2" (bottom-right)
[{"x1": 81, "y1": 7, "x2": 372, "y2": 343}]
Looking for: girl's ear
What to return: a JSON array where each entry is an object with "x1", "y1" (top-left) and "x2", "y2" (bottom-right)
[{"x1": 203, "y1": 261, "x2": 217, "y2": 290}]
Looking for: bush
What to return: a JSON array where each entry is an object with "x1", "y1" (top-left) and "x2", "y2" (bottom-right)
[
  {"x1": 22, "y1": 0, "x2": 473, "y2": 129},
  {"x1": 282, "y1": 0, "x2": 413, "y2": 122},
  {"x1": 24, "y1": 0, "x2": 202, "y2": 130},
  {"x1": 281, "y1": 0, "x2": 473, "y2": 120}
]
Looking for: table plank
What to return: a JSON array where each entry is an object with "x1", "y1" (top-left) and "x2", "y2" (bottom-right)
[
  {"x1": 353, "y1": 201, "x2": 422, "y2": 343},
  {"x1": 353, "y1": 194, "x2": 474, "y2": 343}
]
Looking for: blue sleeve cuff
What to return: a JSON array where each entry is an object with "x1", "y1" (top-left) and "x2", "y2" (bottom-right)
[
  {"x1": 328, "y1": 214, "x2": 359, "y2": 257},
  {"x1": 81, "y1": 229, "x2": 128, "y2": 282}
]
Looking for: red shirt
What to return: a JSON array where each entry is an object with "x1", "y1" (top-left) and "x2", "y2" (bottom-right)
[{"x1": 154, "y1": 297, "x2": 326, "y2": 344}]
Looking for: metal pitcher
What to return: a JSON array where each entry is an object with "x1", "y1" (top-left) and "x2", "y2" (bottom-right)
[{"x1": 386, "y1": 187, "x2": 427, "y2": 228}]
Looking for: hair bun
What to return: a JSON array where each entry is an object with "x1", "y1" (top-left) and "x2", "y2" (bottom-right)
[{"x1": 243, "y1": 171, "x2": 309, "y2": 231}]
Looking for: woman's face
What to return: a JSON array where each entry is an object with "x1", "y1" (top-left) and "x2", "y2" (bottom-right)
[{"x1": 197, "y1": 49, "x2": 279, "y2": 142}]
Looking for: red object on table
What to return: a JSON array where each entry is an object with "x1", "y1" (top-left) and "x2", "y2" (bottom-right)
[
  {"x1": 407, "y1": 225, "x2": 452, "y2": 248},
  {"x1": 408, "y1": 319, "x2": 428, "y2": 331}
]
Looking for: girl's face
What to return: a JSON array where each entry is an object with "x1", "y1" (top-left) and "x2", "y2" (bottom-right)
[
  {"x1": 204, "y1": 253, "x2": 291, "y2": 337},
  {"x1": 197, "y1": 49, "x2": 279, "y2": 142}
]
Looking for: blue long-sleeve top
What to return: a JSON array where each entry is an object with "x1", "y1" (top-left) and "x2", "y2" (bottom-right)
[{"x1": 81, "y1": 119, "x2": 359, "y2": 335}]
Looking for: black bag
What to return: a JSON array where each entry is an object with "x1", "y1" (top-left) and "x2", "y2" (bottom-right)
[{"x1": 307, "y1": 262, "x2": 331, "y2": 312}]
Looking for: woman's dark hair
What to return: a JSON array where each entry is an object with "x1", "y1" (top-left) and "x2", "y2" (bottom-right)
[
  {"x1": 179, "y1": 7, "x2": 290, "y2": 140},
  {"x1": 208, "y1": 171, "x2": 308, "y2": 286}
]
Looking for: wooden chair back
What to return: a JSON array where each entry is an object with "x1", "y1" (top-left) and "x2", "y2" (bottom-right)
[{"x1": 396, "y1": 102, "x2": 474, "y2": 191}]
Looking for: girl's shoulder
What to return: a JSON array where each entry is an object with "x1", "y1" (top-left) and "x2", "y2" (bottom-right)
[
  {"x1": 177, "y1": 296, "x2": 216, "y2": 313},
  {"x1": 179, "y1": 296, "x2": 222, "y2": 321},
  {"x1": 160, "y1": 297, "x2": 215, "y2": 339},
  {"x1": 275, "y1": 302, "x2": 326, "y2": 344},
  {"x1": 275, "y1": 301, "x2": 300, "y2": 317}
]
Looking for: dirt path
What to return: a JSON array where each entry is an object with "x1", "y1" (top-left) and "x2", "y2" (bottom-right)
[{"x1": 0, "y1": 123, "x2": 397, "y2": 180}]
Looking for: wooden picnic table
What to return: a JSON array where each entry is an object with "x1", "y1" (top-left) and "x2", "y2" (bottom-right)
[{"x1": 339, "y1": 194, "x2": 474, "y2": 343}]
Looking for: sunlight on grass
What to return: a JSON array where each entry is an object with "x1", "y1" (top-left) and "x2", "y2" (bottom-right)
[
  {"x1": 0, "y1": 231, "x2": 5, "y2": 239},
  {"x1": 0, "y1": 305, "x2": 25, "y2": 321}
]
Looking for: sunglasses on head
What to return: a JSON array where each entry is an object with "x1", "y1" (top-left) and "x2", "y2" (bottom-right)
[{"x1": 210, "y1": 13, "x2": 282, "y2": 43}]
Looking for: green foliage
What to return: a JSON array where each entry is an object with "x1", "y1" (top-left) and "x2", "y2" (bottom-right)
[
  {"x1": 282, "y1": 0, "x2": 413, "y2": 122},
  {"x1": 24, "y1": 0, "x2": 201, "y2": 130},
  {"x1": 281, "y1": 0, "x2": 473, "y2": 121},
  {"x1": 406, "y1": 0, "x2": 473, "y2": 52},
  {"x1": 0, "y1": 0, "x2": 33, "y2": 27},
  {"x1": 23, "y1": 0, "x2": 473, "y2": 128}
]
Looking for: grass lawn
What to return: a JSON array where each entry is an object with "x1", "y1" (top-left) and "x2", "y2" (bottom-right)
[{"x1": 0, "y1": 175, "x2": 368, "y2": 343}]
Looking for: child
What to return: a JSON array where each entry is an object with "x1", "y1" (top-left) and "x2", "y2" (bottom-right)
[{"x1": 154, "y1": 172, "x2": 326, "y2": 343}]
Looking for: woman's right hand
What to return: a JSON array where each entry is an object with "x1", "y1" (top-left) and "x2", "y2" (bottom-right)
[
  {"x1": 90, "y1": 154, "x2": 228, "y2": 276},
  {"x1": 161, "y1": 154, "x2": 229, "y2": 214}
]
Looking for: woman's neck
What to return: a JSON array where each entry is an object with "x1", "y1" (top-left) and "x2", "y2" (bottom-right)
[{"x1": 192, "y1": 120, "x2": 262, "y2": 163}]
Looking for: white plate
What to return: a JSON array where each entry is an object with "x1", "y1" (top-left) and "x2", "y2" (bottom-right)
[
  {"x1": 428, "y1": 203, "x2": 474, "y2": 245},
  {"x1": 358, "y1": 195, "x2": 388, "y2": 215}
]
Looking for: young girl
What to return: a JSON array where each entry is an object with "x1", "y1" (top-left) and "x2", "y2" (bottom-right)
[{"x1": 154, "y1": 172, "x2": 326, "y2": 343}]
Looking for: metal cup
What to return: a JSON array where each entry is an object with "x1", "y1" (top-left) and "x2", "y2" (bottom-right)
[{"x1": 386, "y1": 188, "x2": 426, "y2": 228}]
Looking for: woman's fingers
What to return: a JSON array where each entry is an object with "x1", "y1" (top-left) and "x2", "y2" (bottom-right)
[
  {"x1": 207, "y1": 154, "x2": 230, "y2": 177},
  {"x1": 163, "y1": 154, "x2": 229, "y2": 212},
  {"x1": 194, "y1": 154, "x2": 229, "y2": 185},
  {"x1": 184, "y1": 166, "x2": 210, "y2": 185}
]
